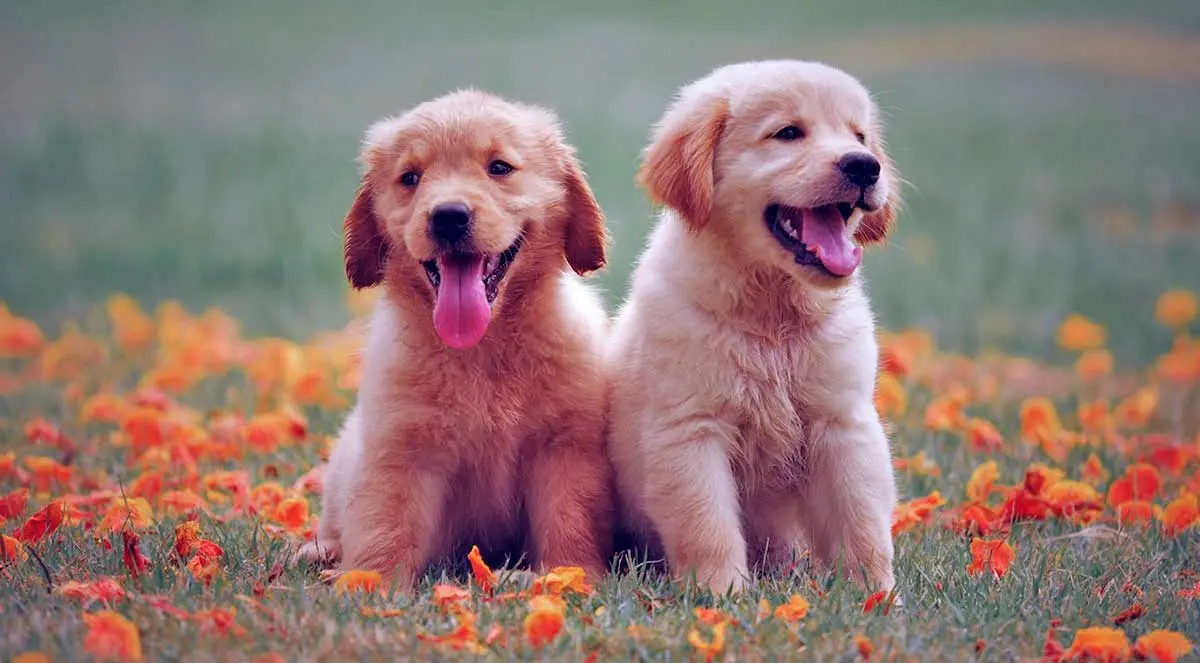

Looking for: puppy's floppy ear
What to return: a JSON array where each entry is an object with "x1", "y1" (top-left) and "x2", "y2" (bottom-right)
[
  {"x1": 637, "y1": 90, "x2": 729, "y2": 229},
  {"x1": 343, "y1": 178, "x2": 389, "y2": 289},
  {"x1": 854, "y1": 130, "x2": 900, "y2": 245},
  {"x1": 562, "y1": 152, "x2": 609, "y2": 276}
]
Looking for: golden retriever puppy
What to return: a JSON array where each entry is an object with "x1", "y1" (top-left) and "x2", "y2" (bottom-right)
[
  {"x1": 608, "y1": 60, "x2": 900, "y2": 595},
  {"x1": 298, "y1": 90, "x2": 614, "y2": 584}
]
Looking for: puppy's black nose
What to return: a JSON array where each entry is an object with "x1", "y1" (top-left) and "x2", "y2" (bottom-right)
[
  {"x1": 838, "y1": 153, "x2": 881, "y2": 188},
  {"x1": 429, "y1": 203, "x2": 472, "y2": 244}
]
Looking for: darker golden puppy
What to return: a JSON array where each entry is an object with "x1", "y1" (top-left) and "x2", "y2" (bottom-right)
[{"x1": 300, "y1": 90, "x2": 614, "y2": 585}]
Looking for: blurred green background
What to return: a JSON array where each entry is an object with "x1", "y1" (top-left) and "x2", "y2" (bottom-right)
[{"x1": 2, "y1": 0, "x2": 1199, "y2": 362}]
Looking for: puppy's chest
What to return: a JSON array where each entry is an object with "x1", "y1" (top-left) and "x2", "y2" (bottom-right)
[{"x1": 724, "y1": 337, "x2": 827, "y2": 481}]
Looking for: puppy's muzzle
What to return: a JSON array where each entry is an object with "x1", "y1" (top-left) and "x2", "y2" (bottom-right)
[
  {"x1": 837, "y1": 153, "x2": 881, "y2": 189},
  {"x1": 430, "y1": 202, "x2": 473, "y2": 246}
]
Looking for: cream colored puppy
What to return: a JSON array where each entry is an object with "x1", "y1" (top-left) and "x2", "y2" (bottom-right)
[{"x1": 608, "y1": 60, "x2": 900, "y2": 595}]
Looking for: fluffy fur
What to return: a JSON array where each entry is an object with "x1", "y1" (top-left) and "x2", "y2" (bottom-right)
[
  {"x1": 608, "y1": 61, "x2": 901, "y2": 594},
  {"x1": 300, "y1": 90, "x2": 614, "y2": 584}
]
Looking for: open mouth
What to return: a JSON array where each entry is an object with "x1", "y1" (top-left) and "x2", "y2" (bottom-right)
[
  {"x1": 422, "y1": 237, "x2": 522, "y2": 304},
  {"x1": 765, "y1": 202, "x2": 863, "y2": 278},
  {"x1": 421, "y1": 236, "x2": 522, "y2": 350}
]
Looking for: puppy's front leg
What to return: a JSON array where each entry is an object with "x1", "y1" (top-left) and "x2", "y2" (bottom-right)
[
  {"x1": 802, "y1": 409, "x2": 897, "y2": 592},
  {"x1": 643, "y1": 420, "x2": 748, "y2": 594},
  {"x1": 340, "y1": 444, "x2": 449, "y2": 588},
  {"x1": 526, "y1": 422, "x2": 613, "y2": 579}
]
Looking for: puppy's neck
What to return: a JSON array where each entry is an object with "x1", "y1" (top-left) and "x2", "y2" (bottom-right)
[{"x1": 658, "y1": 210, "x2": 855, "y2": 339}]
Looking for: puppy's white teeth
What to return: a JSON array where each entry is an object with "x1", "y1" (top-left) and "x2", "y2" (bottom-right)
[
  {"x1": 483, "y1": 255, "x2": 499, "y2": 278},
  {"x1": 778, "y1": 216, "x2": 800, "y2": 241}
]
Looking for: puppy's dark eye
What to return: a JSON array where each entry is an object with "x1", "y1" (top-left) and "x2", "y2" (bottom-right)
[
  {"x1": 488, "y1": 160, "x2": 515, "y2": 177},
  {"x1": 399, "y1": 172, "x2": 421, "y2": 187},
  {"x1": 772, "y1": 126, "x2": 804, "y2": 141},
  {"x1": 855, "y1": 132, "x2": 867, "y2": 145}
]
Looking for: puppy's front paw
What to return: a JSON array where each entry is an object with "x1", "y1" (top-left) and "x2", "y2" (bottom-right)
[
  {"x1": 706, "y1": 569, "x2": 747, "y2": 595},
  {"x1": 293, "y1": 539, "x2": 341, "y2": 569}
]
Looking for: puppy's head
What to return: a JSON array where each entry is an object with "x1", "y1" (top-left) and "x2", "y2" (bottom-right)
[
  {"x1": 639, "y1": 60, "x2": 898, "y2": 288},
  {"x1": 343, "y1": 90, "x2": 607, "y2": 349}
]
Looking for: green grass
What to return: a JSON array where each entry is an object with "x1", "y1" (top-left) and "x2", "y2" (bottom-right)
[{"x1": 2, "y1": 1, "x2": 1200, "y2": 661}]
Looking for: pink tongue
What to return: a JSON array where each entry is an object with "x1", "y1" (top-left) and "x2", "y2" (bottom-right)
[
  {"x1": 432, "y1": 255, "x2": 491, "y2": 349},
  {"x1": 801, "y1": 205, "x2": 862, "y2": 277}
]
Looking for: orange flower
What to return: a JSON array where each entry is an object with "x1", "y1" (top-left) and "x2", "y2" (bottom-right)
[
  {"x1": 1134, "y1": 630, "x2": 1192, "y2": 663},
  {"x1": 1107, "y1": 464, "x2": 1161, "y2": 506},
  {"x1": 418, "y1": 605, "x2": 486, "y2": 653},
  {"x1": 966, "y1": 538, "x2": 1015, "y2": 578},
  {"x1": 467, "y1": 545, "x2": 497, "y2": 593},
  {"x1": 249, "y1": 482, "x2": 286, "y2": 514},
  {"x1": 891, "y1": 491, "x2": 946, "y2": 536},
  {"x1": 1156, "y1": 345, "x2": 1200, "y2": 383},
  {"x1": 10, "y1": 653, "x2": 52, "y2": 663},
  {"x1": 80, "y1": 393, "x2": 127, "y2": 424},
  {"x1": 12, "y1": 501, "x2": 66, "y2": 544},
  {"x1": 1114, "y1": 388, "x2": 1158, "y2": 428},
  {"x1": 106, "y1": 293, "x2": 156, "y2": 352},
  {"x1": 862, "y1": 590, "x2": 894, "y2": 614},
  {"x1": 24, "y1": 456, "x2": 74, "y2": 493},
  {"x1": 96, "y1": 498, "x2": 154, "y2": 534},
  {"x1": 193, "y1": 607, "x2": 247, "y2": 638},
  {"x1": 1155, "y1": 289, "x2": 1198, "y2": 328},
  {"x1": 531, "y1": 566, "x2": 592, "y2": 596},
  {"x1": 773, "y1": 594, "x2": 810, "y2": 622},
  {"x1": 1062, "y1": 626, "x2": 1130, "y2": 662},
  {"x1": 956, "y1": 503, "x2": 1000, "y2": 536},
  {"x1": 1075, "y1": 349, "x2": 1114, "y2": 380},
  {"x1": 1026, "y1": 463, "x2": 1064, "y2": 493},
  {"x1": 0, "y1": 306, "x2": 44, "y2": 357},
  {"x1": 967, "y1": 461, "x2": 999, "y2": 502},
  {"x1": 1078, "y1": 401, "x2": 1111, "y2": 432},
  {"x1": 334, "y1": 569, "x2": 382, "y2": 595},
  {"x1": 693, "y1": 607, "x2": 730, "y2": 626},
  {"x1": 1020, "y1": 398, "x2": 1061, "y2": 447},
  {"x1": 687, "y1": 620, "x2": 727, "y2": 663},
  {"x1": 1, "y1": 534, "x2": 28, "y2": 564},
  {"x1": 24, "y1": 418, "x2": 65, "y2": 445},
  {"x1": 874, "y1": 374, "x2": 907, "y2": 418},
  {"x1": 965, "y1": 418, "x2": 1004, "y2": 453},
  {"x1": 1081, "y1": 454, "x2": 1110, "y2": 486},
  {"x1": 59, "y1": 578, "x2": 126, "y2": 606},
  {"x1": 173, "y1": 520, "x2": 202, "y2": 559},
  {"x1": 185, "y1": 539, "x2": 224, "y2": 585},
  {"x1": 1044, "y1": 480, "x2": 1102, "y2": 522},
  {"x1": 0, "y1": 487, "x2": 28, "y2": 519},
  {"x1": 1115, "y1": 500, "x2": 1158, "y2": 527},
  {"x1": 82, "y1": 610, "x2": 143, "y2": 661},
  {"x1": 432, "y1": 583, "x2": 471, "y2": 608},
  {"x1": 0, "y1": 451, "x2": 17, "y2": 479},
  {"x1": 272, "y1": 496, "x2": 310, "y2": 533},
  {"x1": 160, "y1": 490, "x2": 206, "y2": 515},
  {"x1": 122, "y1": 531, "x2": 151, "y2": 578},
  {"x1": 1112, "y1": 603, "x2": 1144, "y2": 626},
  {"x1": 854, "y1": 634, "x2": 874, "y2": 660},
  {"x1": 1160, "y1": 493, "x2": 1199, "y2": 537},
  {"x1": 127, "y1": 471, "x2": 164, "y2": 501},
  {"x1": 523, "y1": 594, "x2": 565, "y2": 648},
  {"x1": 1056, "y1": 313, "x2": 1107, "y2": 352},
  {"x1": 893, "y1": 451, "x2": 940, "y2": 477},
  {"x1": 1144, "y1": 445, "x2": 1193, "y2": 476},
  {"x1": 924, "y1": 395, "x2": 965, "y2": 432}
]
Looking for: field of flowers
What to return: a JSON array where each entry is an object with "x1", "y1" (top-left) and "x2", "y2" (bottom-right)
[{"x1": 0, "y1": 288, "x2": 1197, "y2": 662}]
